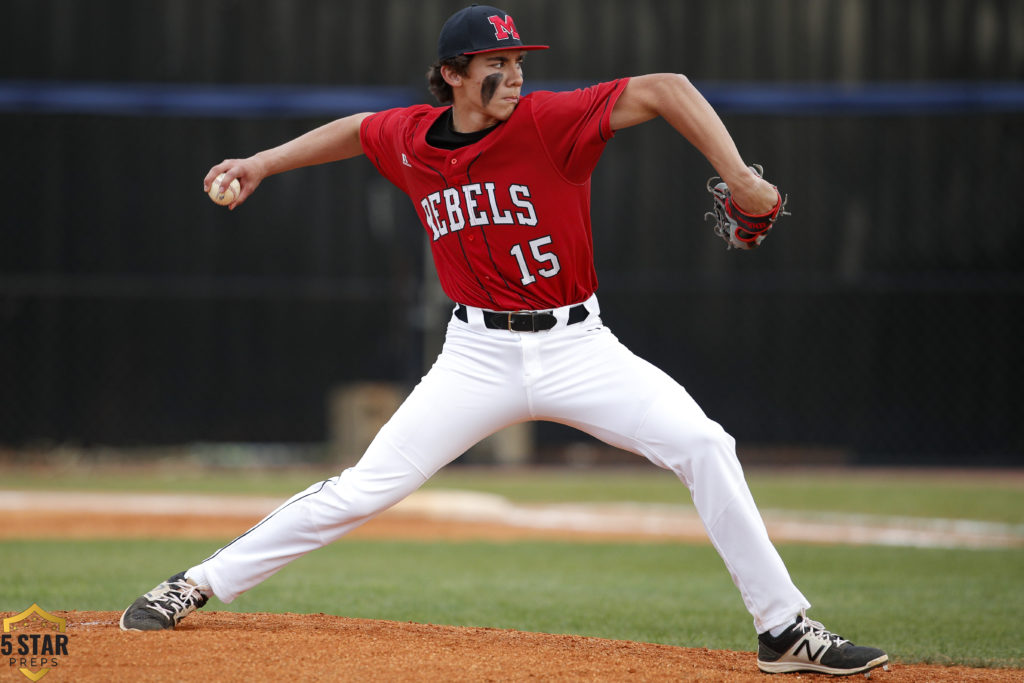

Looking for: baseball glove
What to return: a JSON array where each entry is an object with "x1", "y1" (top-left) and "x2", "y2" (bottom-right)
[{"x1": 704, "y1": 165, "x2": 788, "y2": 250}]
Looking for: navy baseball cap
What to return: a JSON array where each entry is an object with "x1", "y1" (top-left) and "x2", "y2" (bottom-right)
[{"x1": 437, "y1": 5, "x2": 549, "y2": 60}]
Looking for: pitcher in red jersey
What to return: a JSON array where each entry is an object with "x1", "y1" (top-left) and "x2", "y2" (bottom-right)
[{"x1": 121, "y1": 5, "x2": 888, "y2": 677}]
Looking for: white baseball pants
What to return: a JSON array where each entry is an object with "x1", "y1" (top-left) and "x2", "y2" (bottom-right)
[{"x1": 194, "y1": 295, "x2": 809, "y2": 633}]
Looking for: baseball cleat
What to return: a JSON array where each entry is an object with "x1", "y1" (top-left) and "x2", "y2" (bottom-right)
[
  {"x1": 756, "y1": 613, "x2": 888, "y2": 676},
  {"x1": 119, "y1": 571, "x2": 210, "y2": 631}
]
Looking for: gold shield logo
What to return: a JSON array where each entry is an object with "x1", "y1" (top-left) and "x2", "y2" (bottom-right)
[{"x1": 2, "y1": 604, "x2": 69, "y2": 682}]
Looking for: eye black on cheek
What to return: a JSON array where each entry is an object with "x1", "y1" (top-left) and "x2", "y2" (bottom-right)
[{"x1": 480, "y1": 72, "x2": 502, "y2": 106}]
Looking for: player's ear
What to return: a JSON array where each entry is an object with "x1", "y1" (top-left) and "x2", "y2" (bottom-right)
[{"x1": 440, "y1": 64, "x2": 463, "y2": 88}]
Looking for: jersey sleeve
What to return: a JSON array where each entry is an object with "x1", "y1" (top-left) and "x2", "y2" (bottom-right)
[
  {"x1": 530, "y1": 78, "x2": 630, "y2": 184},
  {"x1": 359, "y1": 106, "x2": 431, "y2": 194}
]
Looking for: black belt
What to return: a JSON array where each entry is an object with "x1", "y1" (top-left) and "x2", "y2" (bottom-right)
[{"x1": 454, "y1": 303, "x2": 590, "y2": 332}]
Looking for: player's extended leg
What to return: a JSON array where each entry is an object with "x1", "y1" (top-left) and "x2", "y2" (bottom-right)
[
  {"x1": 121, "y1": 319, "x2": 532, "y2": 629},
  {"x1": 198, "y1": 323, "x2": 535, "y2": 603}
]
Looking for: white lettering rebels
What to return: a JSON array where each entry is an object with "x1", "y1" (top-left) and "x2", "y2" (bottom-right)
[
  {"x1": 421, "y1": 196, "x2": 441, "y2": 240},
  {"x1": 422, "y1": 192, "x2": 447, "y2": 239},
  {"x1": 462, "y1": 184, "x2": 488, "y2": 227},
  {"x1": 484, "y1": 182, "x2": 515, "y2": 225},
  {"x1": 510, "y1": 185, "x2": 537, "y2": 226},
  {"x1": 443, "y1": 188, "x2": 465, "y2": 233},
  {"x1": 421, "y1": 182, "x2": 537, "y2": 240}
]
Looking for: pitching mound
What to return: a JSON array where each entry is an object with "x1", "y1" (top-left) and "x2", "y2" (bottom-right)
[
  {"x1": 4, "y1": 490, "x2": 1021, "y2": 680},
  {"x1": 21, "y1": 610, "x2": 1010, "y2": 682}
]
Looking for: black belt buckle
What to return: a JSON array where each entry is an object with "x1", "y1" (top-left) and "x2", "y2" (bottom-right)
[
  {"x1": 507, "y1": 312, "x2": 556, "y2": 332},
  {"x1": 472, "y1": 305, "x2": 589, "y2": 332}
]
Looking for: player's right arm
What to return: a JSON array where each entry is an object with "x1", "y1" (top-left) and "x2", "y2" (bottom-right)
[{"x1": 203, "y1": 112, "x2": 374, "y2": 210}]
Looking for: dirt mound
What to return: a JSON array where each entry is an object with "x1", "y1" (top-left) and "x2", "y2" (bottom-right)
[
  {"x1": 4, "y1": 489, "x2": 1020, "y2": 680},
  {"x1": 28, "y1": 611, "x2": 1013, "y2": 682}
]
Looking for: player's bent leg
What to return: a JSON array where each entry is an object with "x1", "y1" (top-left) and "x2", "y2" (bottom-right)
[
  {"x1": 598, "y1": 398, "x2": 808, "y2": 631},
  {"x1": 563, "y1": 340, "x2": 889, "y2": 673},
  {"x1": 640, "y1": 403, "x2": 810, "y2": 632},
  {"x1": 535, "y1": 326, "x2": 809, "y2": 632}
]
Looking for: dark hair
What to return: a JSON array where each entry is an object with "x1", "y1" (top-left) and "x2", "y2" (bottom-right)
[{"x1": 426, "y1": 55, "x2": 472, "y2": 105}]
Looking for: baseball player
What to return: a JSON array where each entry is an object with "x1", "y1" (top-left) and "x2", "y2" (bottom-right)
[{"x1": 121, "y1": 5, "x2": 888, "y2": 676}]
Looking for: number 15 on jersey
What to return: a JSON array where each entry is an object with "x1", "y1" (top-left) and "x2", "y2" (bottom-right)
[{"x1": 510, "y1": 235, "x2": 561, "y2": 286}]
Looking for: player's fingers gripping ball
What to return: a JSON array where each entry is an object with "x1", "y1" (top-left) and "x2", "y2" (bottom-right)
[
  {"x1": 208, "y1": 173, "x2": 241, "y2": 206},
  {"x1": 704, "y1": 164, "x2": 789, "y2": 250}
]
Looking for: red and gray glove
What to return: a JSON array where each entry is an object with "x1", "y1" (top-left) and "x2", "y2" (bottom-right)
[{"x1": 704, "y1": 165, "x2": 788, "y2": 250}]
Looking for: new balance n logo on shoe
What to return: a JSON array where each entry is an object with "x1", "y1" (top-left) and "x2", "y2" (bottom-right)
[
  {"x1": 793, "y1": 637, "x2": 827, "y2": 663},
  {"x1": 756, "y1": 614, "x2": 889, "y2": 676}
]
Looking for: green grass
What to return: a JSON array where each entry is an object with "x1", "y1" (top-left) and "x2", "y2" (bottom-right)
[
  {"x1": 2, "y1": 538, "x2": 1022, "y2": 668},
  {"x1": 427, "y1": 468, "x2": 1024, "y2": 524},
  {"x1": 3, "y1": 463, "x2": 1023, "y2": 668},
  {"x1": 4, "y1": 463, "x2": 1023, "y2": 523},
  {"x1": 0, "y1": 464, "x2": 326, "y2": 497}
]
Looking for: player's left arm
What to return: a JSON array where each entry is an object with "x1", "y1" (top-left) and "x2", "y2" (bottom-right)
[{"x1": 609, "y1": 73, "x2": 777, "y2": 214}]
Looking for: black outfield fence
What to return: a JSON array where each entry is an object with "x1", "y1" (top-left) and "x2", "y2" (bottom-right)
[{"x1": 2, "y1": 1, "x2": 1022, "y2": 463}]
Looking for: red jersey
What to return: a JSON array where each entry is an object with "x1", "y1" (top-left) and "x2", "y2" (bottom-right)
[{"x1": 360, "y1": 79, "x2": 629, "y2": 311}]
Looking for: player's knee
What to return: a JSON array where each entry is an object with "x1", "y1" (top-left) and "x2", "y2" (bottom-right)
[
  {"x1": 324, "y1": 464, "x2": 424, "y2": 520},
  {"x1": 690, "y1": 433, "x2": 734, "y2": 462},
  {"x1": 331, "y1": 491, "x2": 387, "y2": 519},
  {"x1": 327, "y1": 484, "x2": 398, "y2": 520},
  {"x1": 703, "y1": 422, "x2": 736, "y2": 453},
  {"x1": 640, "y1": 422, "x2": 736, "y2": 477},
  {"x1": 667, "y1": 421, "x2": 737, "y2": 467}
]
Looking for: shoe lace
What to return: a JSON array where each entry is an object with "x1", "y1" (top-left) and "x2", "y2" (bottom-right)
[
  {"x1": 146, "y1": 580, "x2": 205, "y2": 619},
  {"x1": 796, "y1": 612, "x2": 849, "y2": 647}
]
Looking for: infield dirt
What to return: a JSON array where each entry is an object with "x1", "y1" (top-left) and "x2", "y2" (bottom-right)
[
  {"x1": 31, "y1": 609, "x2": 1012, "y2": 683},
  {"x1": 3, "y1": 503, "x2": 1021, "y2": 682}
]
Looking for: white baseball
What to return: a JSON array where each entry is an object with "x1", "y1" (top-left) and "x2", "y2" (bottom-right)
[{"x1": 208, "y1": 173, "x2": 241, "y2": 206}]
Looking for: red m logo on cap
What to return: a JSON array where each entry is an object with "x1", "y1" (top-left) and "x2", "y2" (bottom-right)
[{"x1": 487, "y1": 14, "x2": 520, "y2": 40}]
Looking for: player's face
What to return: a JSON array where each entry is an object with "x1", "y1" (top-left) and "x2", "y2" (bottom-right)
[{"x1": 461, "y1": 50, "x2": 526, "y2": 124}]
